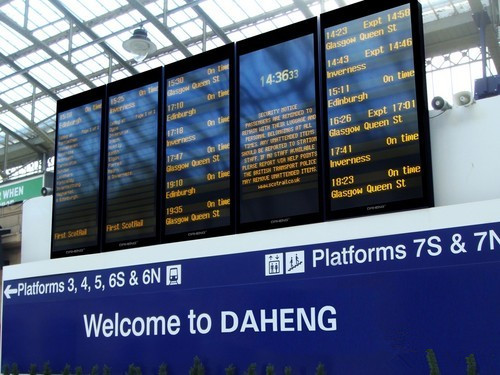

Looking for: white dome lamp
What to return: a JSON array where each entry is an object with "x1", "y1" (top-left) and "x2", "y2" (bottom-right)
[{"x1": 122, "y1": 27, "x2": 157, "y2": 63}]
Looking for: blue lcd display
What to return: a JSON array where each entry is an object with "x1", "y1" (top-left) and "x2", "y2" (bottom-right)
[
  {"x1": 52, "y1": 99, "x2": 102, "y2": 255},
  {"x1": 105, "y1": 82, "x2": 158, "y2": 245},
  {"x1": 239, "y1": 33, "x2": 320, "y2": 226},
  {"x1": 324, "y1": 4, "x2": 426, "y2": 213},
  {"x1": 165, "y1": 59, "x2": 231, "y2": 237}
]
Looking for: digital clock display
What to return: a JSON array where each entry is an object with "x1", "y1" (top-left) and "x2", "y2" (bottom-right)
[
  {"x1": 238, "y1": 19, "x2": 322, "y2": 231},
  {"x1": 260, "y1": 69, "x2": 299, "y2": 86},
  {"x1": 164, "y1": 45, "x2": 233, "y2": 241},
  {"x1": 52, "y1": 88, "x2": 104, "y2": 257},
  {"x1": 321, "y1": 0, "x2": 433, "y2": 218},
  {"x1": 104, "y1": 69, "x2": 161, "y2": 250}
]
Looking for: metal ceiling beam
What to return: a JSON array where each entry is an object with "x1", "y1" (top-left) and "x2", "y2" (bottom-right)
[
  {"x1": 0, "y1": 52, "x2": 59, "y2": 101},
  {"x1": 48, "y1": 0, "x2": 138, "y2": 76},
  {"x1": 0, "y1": 122, "x2": 44, "y2": 154},
  {"x1": 186, "y1": 0, "x2": 231, "y2": 44},
  {"x1": 468, "y1": 0, "x2": 500, "y2": 72},
  {"x1": 128, "y1": 0, "x2": 192, "y2": 58},
  {"x1": 424, "y1": 11, "x2": 479, "y2": 58},
  {"x1": 293, "y1": 0, "x2": 314, "y2": 19},
  {"x1": 0, "y1": 11, "x2": 96, "y2": 89},
  {"x1": 0, "y1": 97, "x2": 53, "y2": 148}
]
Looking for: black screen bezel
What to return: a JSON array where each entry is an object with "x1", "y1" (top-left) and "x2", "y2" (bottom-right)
[
  {"x1": 236, "y1": 17, "x2": 325, "y2": 234},
  {"x1": 103, "y1": 67, "x2": 164, "y2": 251},
  {"x1": 51, "y1": 85, "x2": 106, "y2": 258},
  {"x1": 320, "y1": 0, "x2": 434, "y2": 221},
  {"x1": 163, "y1": 43, "x2": 236, "y2": 243}
]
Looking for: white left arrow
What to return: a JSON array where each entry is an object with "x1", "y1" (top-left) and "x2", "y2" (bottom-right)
[{"x1": 3, "y1": 284, "x2": 18, "y2": 299}]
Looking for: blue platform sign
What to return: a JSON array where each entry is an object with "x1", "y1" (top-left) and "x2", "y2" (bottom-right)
[{"x1": 2, "y1": 221, "x2": 500, "y2": 374}]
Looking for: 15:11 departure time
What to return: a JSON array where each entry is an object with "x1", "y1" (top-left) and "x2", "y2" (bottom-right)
[{"x1": 260, "y1": 68, "x2": 299, "y2": 86}]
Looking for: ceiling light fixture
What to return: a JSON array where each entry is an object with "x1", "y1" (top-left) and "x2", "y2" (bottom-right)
[{"x1": 122, "y1": 27, "x2": 157, "y2": 63}]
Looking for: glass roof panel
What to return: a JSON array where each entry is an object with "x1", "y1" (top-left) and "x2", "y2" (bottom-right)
[
  {"x1": 287, "y1": 10, "x2": 306, "y2": 23},
  {"x1": 79, "y1": 45, "x2": 103, "y2": 59},
  {"x1": 240, "y1": 25, "x2": 261, "y2": 38},
  {"x1": 81, "y1": 59, "x2": 104, "y2": 73},
  {"x1": 188, "y1": 44, "x2": 203, "y2": 55},
  {"x1": 0, "y1": 25, "x2": 32, "y2": 55},
  {"x1": 238, "y1": 0, "x2": 265, "y2": 17},
  {"x1": 14, "y1": 50, "x2": 50, "y2": 69},
  {"x1": 223, "y1": 2, "x2": 247, "y2": 22},
  {"x1": 29, "y1": 61, "x2": 77, "y2": 88},
  {"x1": 169, "y1": 9, "x2": 191, "y2": 25},
  {"x1": 34, "y1": 97, "x2": 56, "y2": 122},
  {"x1": 136, "y1": 59, "x2": 162, "y2": 73},
  {"x1": 29, "y1": 0, "x2": 64, "y2": 25},
  {"x1": 112, "y1": 70, "x2": 129, "y2": 81},
  {"x1": 32, "y1": 26, "x2": 53, "y2": 40},
  {"x1": 270, "y1": 14, "x2": 292, "y2": 28},
  {"x1": 0, "y1": 65, "x2": 15, "y2": 77},
  {"x1": 91, "y1": 24, "x2": 111, "y2": 38},
  {"x1": 171, "y1": 0, "x2": 188, "y2": 7},
  {"x1": 17, "y1": 102, "x2": 32, "y2": 120},
  {"x1": 115, "y1": 13, "x2": 138, "y2": 28},
  {"x1": 71, "y1": 32, "x2": 93, "y2": 48},
  {"x1": 71, "y1": 49, "x2": 92, "y2": 64},
  {"x1": 227, "y1": 30, "x2": 245, "y2": 42},
  {"x1": 57, "y1": 85, "x2": 85, "y2": 99},
  {"x1": 101, "y1": 0, "x2": 127, "y2": 12},
  {"x1": 92, "y1": 54, "x2": 111, "y2": 70},
  {"x1": 91, "y1": 77, "x2": 108, "y2": 87},
  {"x1": 0, "y1": 82, "x2": 31, "y2": 103},
  {"x1": 171, "y1": 25, "x2": 190, "y2": 41},
  {"x1": 37, "y1": 114, "x2": 56, "y2": 133},
  {"x1": 126, "y1": 10, "x2": 143, "y2": 23},
  {"x1": 145, "y1": 2, "x2": 163, "y2": 15},
  {"x1": 0, "y1": 111, "x2": 32, "y2": 135},
  {"x1": 260, "y1": 0, "x2": 281, "y2": 13},
  {"x1": 65, "y1": 0, "x2": 110, "y2": 20},
  {"x1": 102, "y1": 19, "x2": 125, "y2": 34},
  {"x1": 199, "y1": 1, "x2": 232, "y2": 28},
  {"x1": 103, "y1": 34, "x2": 130, "y2": 61},
  {"x1": 146, "y1": 26, "x2": 173, "y2": 48},
  {"x1": 256, "y1": 20, "x2": 278, "y2": 34},
  {"x1": 52, "y1": 19, "x2": 68, "y2": 33},
  {"x1": 0, "y1": 0, "x2": 25, "y2": 27},
  {"x1": 0, "y1": 74, "x2": 28, "y2": 92},
  {"x1": 159, "y1": 54, "x2": 177, "y2": 65},
  {"x1": 75, "y1": 62, "x2": 94, "y2": 76},
  {"x1": 61, "y1": 1, "x2": 96, "y2": 22},
  {"x1": 181, "y1": 20, "x2": 203, "y2": 38},
  {"x1": 49, "y1": 40, "x2": 67, "y2": 55}
]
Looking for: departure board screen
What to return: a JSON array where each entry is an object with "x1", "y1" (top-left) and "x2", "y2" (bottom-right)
[
  {"x1": 165, "y1": 49, "x2": 233, "y2": 240},
  {"x1": 238, "y1": 20, "x2": 321, "y2": 231},
  {"x1": 52, "y1": 91, "x2": 103, "y2": 257},
  {"x1": 322, "y1": 1, "x2": 432, "y2": 218},
  {"x1": 105, "y1": 77, "x2": 160, "y2": 249}
]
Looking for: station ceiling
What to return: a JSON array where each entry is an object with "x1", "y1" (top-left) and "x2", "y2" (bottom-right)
[{"x1": 0, "y1": 0, "x2": 498, "y2": 181}]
